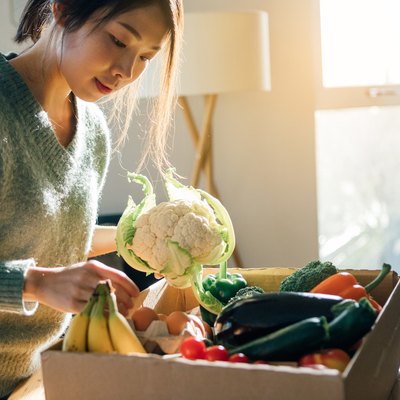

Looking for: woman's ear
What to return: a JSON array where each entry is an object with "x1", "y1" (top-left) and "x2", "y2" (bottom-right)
[{"x1": 52, "y1": 2, "x2": 66, "y2": 26}]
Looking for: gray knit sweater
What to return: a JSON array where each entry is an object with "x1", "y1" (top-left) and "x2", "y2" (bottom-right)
[{"x1": 0, "y1": 53, "x2": 111, "y2": 396}]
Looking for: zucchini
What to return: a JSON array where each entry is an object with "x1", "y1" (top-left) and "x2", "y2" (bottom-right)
[
  {"x1": 324, "y1": 297, "x2": 378, "y2": 350},
  {"x1": 228, "y1": 316, "x2": 329, "y2": 361},
  {"x1": 215, "y1": 292, "x2": 342, "y2": 348}
]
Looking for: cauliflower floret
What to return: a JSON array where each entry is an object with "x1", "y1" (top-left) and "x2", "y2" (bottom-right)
[{"x1": 128, "y1": 199, "x2": 226, "y2": 272}]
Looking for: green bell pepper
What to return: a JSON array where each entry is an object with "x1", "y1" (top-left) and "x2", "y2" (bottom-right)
[
  {"x1": 202, "y1": 261, "x2": 247, "y2": 304},
  {"x1": 199, "y1": 261, "x2": 247, "y2": 326}
]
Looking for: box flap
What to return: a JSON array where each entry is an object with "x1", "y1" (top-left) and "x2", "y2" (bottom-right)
[{"x1": 343, "y1": 279, "x2": 400, "y2": 399}]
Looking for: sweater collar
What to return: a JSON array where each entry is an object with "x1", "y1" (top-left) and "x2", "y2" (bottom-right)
[{"x1": 0, "y1": 52, "x2": 87, "y2": 178}]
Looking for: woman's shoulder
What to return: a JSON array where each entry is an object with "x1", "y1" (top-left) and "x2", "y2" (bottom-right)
[
  {"x1": 0, "y1": 52, "x2": 33, "y2": 115},
  {"x1": 0, "y1": 53, "x2": 13, "y2": 101}
]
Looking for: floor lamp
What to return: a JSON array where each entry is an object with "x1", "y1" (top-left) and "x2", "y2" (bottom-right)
[{"x1": 140, "y1": 11, "x2": 271, "y2": 267}]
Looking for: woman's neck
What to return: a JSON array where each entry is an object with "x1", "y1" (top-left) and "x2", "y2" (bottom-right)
[{"x1": 10, "y1": 40, "x2": 77, "y2": 146}]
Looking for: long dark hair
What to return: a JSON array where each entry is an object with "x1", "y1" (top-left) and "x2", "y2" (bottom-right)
[{"x1": 15, "y1": 0, "x2": 184, "y2": 172}]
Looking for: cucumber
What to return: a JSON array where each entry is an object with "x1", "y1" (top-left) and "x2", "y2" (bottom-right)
[
  {"x1": 324, "y1": 297, "x2": 378, "y2": 350},
  {"x1": 215, "y1": 292, "x2": 342, "y2": 348},
  {"x1": 228, "y1": 316, "x2": 329, "y2": 361}
]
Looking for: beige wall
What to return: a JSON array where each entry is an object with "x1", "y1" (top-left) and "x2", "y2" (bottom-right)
[
  {"x1": 104, "y1": 0, "x2": 320, "y2": 268},
  {"x1": 1, "y1": 0, "x2": 321, "y2": 269}
]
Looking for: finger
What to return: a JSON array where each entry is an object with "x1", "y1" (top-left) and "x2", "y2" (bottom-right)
[
  {"x1": 112, "y1": 283, "x2": 134, "y2": 310},
  {"x1": 117, "y1": 302, "x2": 129, "y2": 317},
  {"x1": 90, "y1": 261, "x2": 140, "y2": 297},
  {"x1": 154, "y1": 273, "x2": 164, "y2": 279}
]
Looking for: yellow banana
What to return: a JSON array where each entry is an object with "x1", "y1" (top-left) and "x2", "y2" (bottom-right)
[
  {"x1": 62, "y1": 293, "x2": 97, "y2": 352},
  {"x1": 107, "y1": 291, "x2": 147, "y2": 355},
  {"x1": 87, "y1": 287, "x2": 114, "y2": 353}
]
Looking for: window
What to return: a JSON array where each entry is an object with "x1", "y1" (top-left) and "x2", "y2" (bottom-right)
[
  {"x1": 316, "y1": 0, "x2": 400, "y2": 270},
  {"x1": 320, "y1": 0, "x2": 400, "y2": 88}
]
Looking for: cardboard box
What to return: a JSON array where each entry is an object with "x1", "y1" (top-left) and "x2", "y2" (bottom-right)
[{"x1": 41, "y1": 267, "x2": 400, "y2": 400}]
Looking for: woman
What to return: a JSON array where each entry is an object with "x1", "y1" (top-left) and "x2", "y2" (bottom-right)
[{"x1": 0, "y1": 0, "x2": 183, "y2": 397}]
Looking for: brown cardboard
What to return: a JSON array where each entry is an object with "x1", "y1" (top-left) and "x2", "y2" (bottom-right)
[{"x1": 41, "y1": 267, "x2": 400, "y2": 400}]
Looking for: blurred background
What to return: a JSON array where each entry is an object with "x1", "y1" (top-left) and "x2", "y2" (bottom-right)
[{"x1": 2, "y1": 0, "x2": 400, "y2": 278}]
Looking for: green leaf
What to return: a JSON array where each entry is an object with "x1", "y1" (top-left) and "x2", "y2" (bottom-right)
[
  {"x1": 197, "y1": 189, "x2": 236, "y2": 264},
  {"x1": 166, "y1": 241, "x2": 194, "y2": 276},
  {"x1": 165, "y1": 169, "x2": 201, "y2": 202},
  {"x1": 190, "y1": 264, "x2": 224, "y2": 315},
  {"x1": 116, "y1": 172, "x2": 156, "y2": 272}
]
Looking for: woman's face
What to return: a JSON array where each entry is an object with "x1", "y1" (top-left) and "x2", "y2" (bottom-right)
[{"x1": 58, "y1": 5, "x2": 168, "y2": 101}]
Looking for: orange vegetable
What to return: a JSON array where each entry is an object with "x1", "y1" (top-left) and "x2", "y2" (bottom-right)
[{"x1": 310, "y1": 263, "x2": 391, "y2": 312}]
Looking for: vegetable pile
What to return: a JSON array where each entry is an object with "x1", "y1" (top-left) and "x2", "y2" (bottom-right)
[
  {"x1": 178, "y1": 261, "x2": 392, "y2": 372},
  {"x1": 115, "y1": 172, "x2": 393, "y2": 372}
]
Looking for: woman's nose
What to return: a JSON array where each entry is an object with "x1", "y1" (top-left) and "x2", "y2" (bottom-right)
[{"x1": 113, "y1": 55, "x2": 137, "y2": 81}]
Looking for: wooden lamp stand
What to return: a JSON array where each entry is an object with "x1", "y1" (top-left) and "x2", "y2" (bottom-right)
[{"x1": 178, "y1": 95, "x2": 244, "y2": 268}]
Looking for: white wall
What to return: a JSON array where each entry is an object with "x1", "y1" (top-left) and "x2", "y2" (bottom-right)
[
  {"x1": 1, "y1": 1, "x2": 25, "y2": 53},
  {"x1": 1, "y1": 0, "x2": 320, "y2": 269}
]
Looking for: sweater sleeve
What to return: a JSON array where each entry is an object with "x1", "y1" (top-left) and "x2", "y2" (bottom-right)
[{"x1": 0, "y1": 259, "x2": 39, "y2": 315}]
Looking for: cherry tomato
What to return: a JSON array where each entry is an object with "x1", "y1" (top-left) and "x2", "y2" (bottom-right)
[
  {"x1": 205, "y1": 345, "x2": 229, "y2": 361},
  {"x1": 228, "y1": 353, "x2": 249, "y2": 363},
  {"x1": 298, "y1": 348, "x2": 351, "y2": 372},
  {"x1": 180, "y1": 337, "x2": 206, "y2": 360}
]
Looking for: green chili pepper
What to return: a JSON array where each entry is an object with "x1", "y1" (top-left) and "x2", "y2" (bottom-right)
[{"x1": 202, "y1": 261, "x2": 247, "y2": 304}]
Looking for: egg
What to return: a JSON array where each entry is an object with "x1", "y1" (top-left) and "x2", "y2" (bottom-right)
[
  {"x1": 132, "y1": 307, "x2": 159, "y2": 331},
  {"x1": 166, "y1": 311, "x2": 192, "y2": 335}
]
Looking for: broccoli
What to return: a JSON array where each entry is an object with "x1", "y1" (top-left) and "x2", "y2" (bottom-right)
[
  {"x1": 227, "y1": 286, "x2": 265, "y2": 305},
  {"x1": 279, "y1": 260, "x2": 337, "y2": 292}
]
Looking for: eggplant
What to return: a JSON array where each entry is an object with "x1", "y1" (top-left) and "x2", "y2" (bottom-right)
[{"x1": 214, "y1": 292, "x2": 343, "y2": 348}]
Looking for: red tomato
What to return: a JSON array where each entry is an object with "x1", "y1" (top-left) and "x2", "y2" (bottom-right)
[
  {"x1": 228, "y1": 353, "x2": 249, "y2": 363},
  {"x1": 298, "y1": 348, "x2": 351, "y2": 372},
  {"x1": 205, "y1": 345, "x2": 229, "y2": 361},
  {"x1": 180, "y1": 337, "x2": 206, "y2": 360}
]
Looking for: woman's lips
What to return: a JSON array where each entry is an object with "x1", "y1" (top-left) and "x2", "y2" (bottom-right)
[{"x1": 95, "y1": 78, "x2": 112, "y2": 95}]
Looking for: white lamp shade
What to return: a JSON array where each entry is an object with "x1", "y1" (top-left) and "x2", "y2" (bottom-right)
[{"x1": 139, "y1": 11, "x2": 271, "y2": 97}]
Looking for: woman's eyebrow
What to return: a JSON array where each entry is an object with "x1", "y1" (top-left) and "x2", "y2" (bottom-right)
[{"x1": 118, "y1": 21, "x2": 161, "y2": 51}]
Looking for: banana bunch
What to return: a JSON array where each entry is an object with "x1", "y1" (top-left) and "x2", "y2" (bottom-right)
[{"x1": 62, "y1": 281, "x2": 146, "y2": 355}]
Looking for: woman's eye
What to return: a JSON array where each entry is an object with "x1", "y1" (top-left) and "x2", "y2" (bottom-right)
[
  {"x1": 140, "y1": 56, "x2": 150, "y2": 62},
  {"x1": 110, "y1": 35, "x2": 126, "y2": 48}
]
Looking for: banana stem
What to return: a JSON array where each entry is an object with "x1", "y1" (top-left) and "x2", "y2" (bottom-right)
[
  {"x1": 107, "y1": 292, "x2": 118, "y2": 317},
  {"x1": 91, "y1": 292, "x2": 106, "y2": 318},
  {"x1": 81, "y1": 294, "x2": 98, "y2": 317}
]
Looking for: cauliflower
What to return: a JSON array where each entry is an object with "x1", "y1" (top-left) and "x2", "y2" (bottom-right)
[
  {"x1": 130, "y1": 200, "x2": 226, "y2": 273},
  {"x1": 116, "y1": 171, "x2": 235, "y2": 310}
]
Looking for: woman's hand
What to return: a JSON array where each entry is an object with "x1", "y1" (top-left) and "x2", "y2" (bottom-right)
[{"x1": 23, "y1": 260, "x2": 139, "y2": 315}]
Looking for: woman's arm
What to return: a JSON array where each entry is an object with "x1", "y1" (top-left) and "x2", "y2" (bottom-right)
[
  {"x1": 88, "y1": 225, "x2": 118, "y2": 258},
  {"x1": 23, "y1": 259, "x2": 139, "y2": 315}
]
